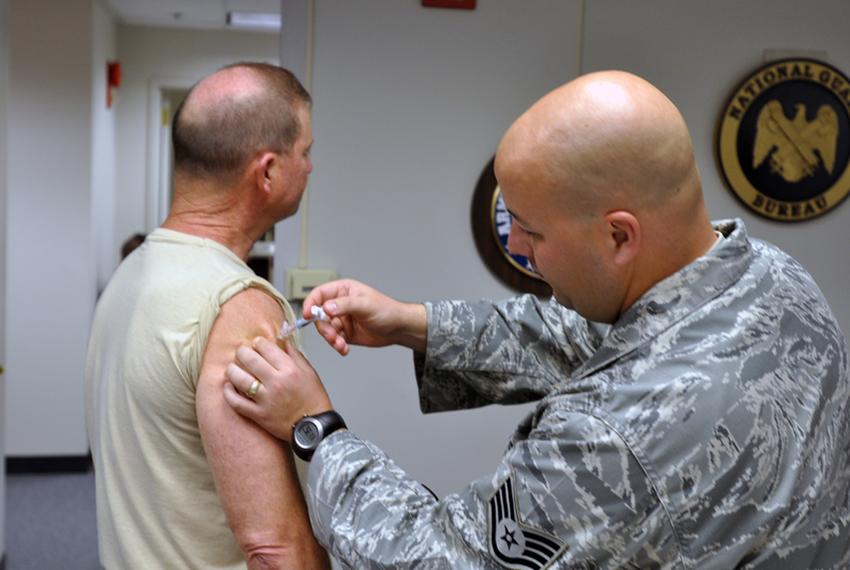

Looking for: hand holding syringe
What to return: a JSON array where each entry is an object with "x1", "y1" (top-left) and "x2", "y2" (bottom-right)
[{"x1": 277, "y1": 305, "x2": 330, "y2": 340}]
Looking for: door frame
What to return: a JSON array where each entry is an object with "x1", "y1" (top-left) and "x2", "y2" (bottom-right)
[{"x1": 145, "y1": 76, "x2": 194, "y2": 230}]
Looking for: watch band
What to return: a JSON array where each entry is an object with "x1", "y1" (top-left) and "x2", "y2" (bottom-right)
[{"x1": 292, "y1": 410, "x2": 347, "y2": 461}]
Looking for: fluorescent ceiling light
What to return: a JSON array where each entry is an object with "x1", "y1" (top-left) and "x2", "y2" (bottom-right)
[{"x1": 226, "y1": 11, "x2": 281, "y2": 30}]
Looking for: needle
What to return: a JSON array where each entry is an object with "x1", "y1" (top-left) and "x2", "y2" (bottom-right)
[{"x1": 277, "y1": 305, "x2": 329, "y2": 340}]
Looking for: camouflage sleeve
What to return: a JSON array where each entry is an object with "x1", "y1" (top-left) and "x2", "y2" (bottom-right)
[
  {"x1": 307, "y1": 407, "x2": 676, "y2": 569},
  {"x1": 414, "y1": 295, "x2": 605, "y2": 413}
]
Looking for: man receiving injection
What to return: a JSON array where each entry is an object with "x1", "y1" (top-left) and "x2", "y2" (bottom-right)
[{"x1": 85, "y1": 63, "x2": 329, "y2": 569}]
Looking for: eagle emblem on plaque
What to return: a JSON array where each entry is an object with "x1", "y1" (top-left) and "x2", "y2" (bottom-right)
[
  {"x1": 754, "y1": 101, "x2": 838, "y2": 183},
  {"x1": 717, "y1": 58, "x2": 850, "y2": 222}
]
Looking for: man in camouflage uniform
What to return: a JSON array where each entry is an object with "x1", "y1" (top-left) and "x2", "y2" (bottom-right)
[{"x1": 224, "y1": 71, "x2": 850, "y2": 568}]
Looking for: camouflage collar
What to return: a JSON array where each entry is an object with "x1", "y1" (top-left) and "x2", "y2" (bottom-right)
[{"x1": 573, "y1": 218, "x2": 752, "y2": 380}]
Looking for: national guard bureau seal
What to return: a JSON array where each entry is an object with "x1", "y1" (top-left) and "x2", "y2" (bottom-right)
[{"x1": 717, "y1": 58, "x2": 850, "y2": 222}]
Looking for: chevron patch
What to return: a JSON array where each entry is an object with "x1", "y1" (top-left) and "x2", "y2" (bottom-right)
[{"x1": 488, "y1": 476, "x2": 566, "y2": 569}]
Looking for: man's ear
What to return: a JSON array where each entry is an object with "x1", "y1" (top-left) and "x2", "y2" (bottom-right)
[
  {"x1": 253, "y1": 152, "x2": 276, "y2": 194},
  {"x1": 604, "y1": 210, "x2": 640, "y2": 266}
]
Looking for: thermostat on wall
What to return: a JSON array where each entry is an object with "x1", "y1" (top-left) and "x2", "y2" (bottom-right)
[{"x1": 285, "y1": 268, "x2": 339, "y2": 300}]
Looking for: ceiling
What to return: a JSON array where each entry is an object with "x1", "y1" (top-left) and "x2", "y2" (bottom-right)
[{"x1": 103, "y1": 0, "x2": 282, "y2": 31}]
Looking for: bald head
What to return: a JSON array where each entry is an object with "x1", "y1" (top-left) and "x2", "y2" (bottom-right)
[
  {"x1": 496, "y1": 71, "x2": 701, "y2": 218},
  {"x1": 496, "y1": 72, "x2": 716, "y2": 323},
  {"x1": 172, "y1": 63, "x2": 311, "y2": 183}
]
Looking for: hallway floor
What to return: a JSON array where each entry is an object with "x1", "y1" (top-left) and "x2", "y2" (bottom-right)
[{"x1": 6, "y1": 470, "x2": 99, "y2": 569}]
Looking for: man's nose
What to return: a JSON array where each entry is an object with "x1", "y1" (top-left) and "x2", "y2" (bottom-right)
[{"x1": 507, "y1": 221, "x2": 529, "y2": 257}]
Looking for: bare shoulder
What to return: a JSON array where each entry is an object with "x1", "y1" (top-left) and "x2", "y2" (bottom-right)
[
  {"x1": 219, "y1": 287, "x2": 283, "y2": 328},
  {"x1": 217, "y1": 286, "x2": 284, "y2": 339},
  {"x1": 202, "y1": 286, "x2": 285, "y2": 381}
]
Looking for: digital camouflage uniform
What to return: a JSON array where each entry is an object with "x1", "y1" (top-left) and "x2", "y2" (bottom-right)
[{"x1": 307, "y1": 219, "x2": 850, "y2": 569}]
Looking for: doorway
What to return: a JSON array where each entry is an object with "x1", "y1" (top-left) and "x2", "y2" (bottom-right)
[{"x1": 156, "y1": 87, "x2": 189, "y2": 225}]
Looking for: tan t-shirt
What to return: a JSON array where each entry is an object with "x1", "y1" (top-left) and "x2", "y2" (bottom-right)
[{"x1": 85, "y1": 228, "x2": 296, "y2": 569}]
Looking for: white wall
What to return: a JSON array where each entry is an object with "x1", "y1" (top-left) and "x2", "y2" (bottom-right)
[
  {"x1": 296, "y1": 0, "x2": 580, "y2": 496},
  {"x1": 6, "y1": 0, "x2": 95, "y2": 456},
  {"x1": 0, "y1": 0, "x2": 8, "y2": 554},
  {"x1": 581, "y1": 0, "x2": 850, "y2": 337},
  {"x1": 92, "y1": 1, "x2": 117, "y2": 293},
  {"x1": 113, "y1": 25, "x2": 279, "y2": 261}
]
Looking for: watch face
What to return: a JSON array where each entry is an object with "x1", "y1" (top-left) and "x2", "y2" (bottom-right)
[{"x1": 294, "y1": 419, "x2": 321, "y2": 449}]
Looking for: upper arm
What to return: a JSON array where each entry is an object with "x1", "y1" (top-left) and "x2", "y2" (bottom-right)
[{"x1": 196, "y1": 286, "x2": 317, "y2": 558}]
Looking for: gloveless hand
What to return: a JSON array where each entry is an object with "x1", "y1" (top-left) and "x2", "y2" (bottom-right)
[
  {"x1": 224, "y1": 337, "x2": 332, "y2": 442},
  {"x1": 303, "y1": 278, "x2": 427, "y2": 356}
]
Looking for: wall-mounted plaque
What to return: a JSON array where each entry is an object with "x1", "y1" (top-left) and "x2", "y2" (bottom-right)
[
  {"x1": 717, "y1": 58, "x2": 850, "y2": 222},
  {"x1": 470, "y1": 158, "x2": 551, "y2": 297}
]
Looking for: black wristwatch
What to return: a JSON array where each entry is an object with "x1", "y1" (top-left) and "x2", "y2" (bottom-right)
[{"x1": 292, "y1": 410, "x2": 347, "y2": 461}]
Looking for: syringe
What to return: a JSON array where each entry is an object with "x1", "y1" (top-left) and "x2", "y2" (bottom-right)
[{"x1": 277, "y1": 305, "x2": 329, "y2": 340}]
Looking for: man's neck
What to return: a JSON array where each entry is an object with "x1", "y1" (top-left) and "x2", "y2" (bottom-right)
[
  {"x1": 163, "y1": 185, "x2": 266, "y2": 260},
  {"x1": 617, "y1": 221, "x2": 718, "y2": 321}
]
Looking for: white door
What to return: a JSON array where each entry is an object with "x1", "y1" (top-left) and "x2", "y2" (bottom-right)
[{"x1": 156, "y1": 88, "x2": 189, "y2": 225}]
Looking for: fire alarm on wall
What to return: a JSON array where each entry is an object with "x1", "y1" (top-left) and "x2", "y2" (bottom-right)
[
  {"x1": 107, "y1": 61, "x2": 121, "y2": 108},
  {"x1": 422, "y1": 0, "x2": 476, "y2": 9}
]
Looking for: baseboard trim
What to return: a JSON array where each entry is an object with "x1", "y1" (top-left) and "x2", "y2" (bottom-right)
[{"x1": 6, "y1": 454, "x2": 92, "y2": 474}]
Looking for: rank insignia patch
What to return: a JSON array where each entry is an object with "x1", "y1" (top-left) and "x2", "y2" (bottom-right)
[
  {"x1": 488, "y1": 476, "x2": 566, "y2": 570},
  {"x1": 717, "y1": 58, "x2": 850, "y2": 222}
]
